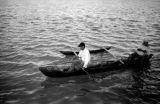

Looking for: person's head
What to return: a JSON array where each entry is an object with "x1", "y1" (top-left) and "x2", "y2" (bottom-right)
[
  {"x1": 142, "y1": 40, "x2": 149, "y2": 47},
  {"x1": 78, "y1": 42, "x2": 85, "y2": 50}
]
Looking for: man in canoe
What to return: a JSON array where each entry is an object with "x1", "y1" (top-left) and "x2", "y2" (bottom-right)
[
  {"x1": 69, "y1": 42, "x2": 91, "y2": 71},
  {"x1": 78, "y1": 42, "x2": 91, "y2": 69},
  {"x1": 128, "y1": 40, "x2": 151, "y2": 62},
  {"x1": 130, "y1": 40, "x2": 152, "y2": 87}
]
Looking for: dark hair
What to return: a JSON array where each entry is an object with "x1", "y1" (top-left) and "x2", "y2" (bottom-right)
[
  {"x1": 142, "y1": 40, "x2": 149, "y2": 47},
  {"x1": 78, "y1": 42, "x2": 85, "y2": 47}
]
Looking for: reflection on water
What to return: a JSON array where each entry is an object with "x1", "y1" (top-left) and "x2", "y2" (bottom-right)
[{"x1": 0, "y1": 0, "x2": 160, "y2": 104}]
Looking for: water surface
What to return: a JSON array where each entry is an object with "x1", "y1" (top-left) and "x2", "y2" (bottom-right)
[{"x1": 0, "y1": 0, "x2": 160, "y2": 104}]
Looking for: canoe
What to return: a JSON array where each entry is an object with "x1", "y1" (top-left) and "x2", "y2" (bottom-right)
[
  {"x1": 39, "y1": 52, "x2": 153, "y2": 78},
  {"x1": 60, "y1": 46, "x2": 111, "y2": 55}
]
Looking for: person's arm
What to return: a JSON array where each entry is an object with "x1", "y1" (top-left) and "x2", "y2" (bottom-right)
[
  {"x1": 137, "y1": 48, "x2": 147, "y2": 53},
  {"x1": 78, "y1": 51, "x2": 82, "y2": 59}
]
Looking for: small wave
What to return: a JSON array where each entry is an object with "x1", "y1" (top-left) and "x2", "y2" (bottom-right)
[
  {"x1": 22, "y1": 44, "x2": 53, "y2": 50},
  {"x1": 37, "y1": 55, "x2": 58, "y2": 61},
  {"x1": 18, "y1": 21, "x2": 28, "y2": 25},
  {"x1": 152, "y1": 23, "x2": 160, "y2": 30},
  {"x1": 24, "y1": 87, "x2": 42, "y2": 95},
  {"x1": 0, "y1": 14, "x2": 8, "y2": 18},
  {"x1": 0, "y1": 61, "x2": 38, "y2": 71}
]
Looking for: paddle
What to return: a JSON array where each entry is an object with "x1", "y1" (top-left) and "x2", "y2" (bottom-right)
[
  {"x1": 81, "y1": 67, "x2": 93, "y2": 80},
  {"x1": 101, "y1": 47, "x2": 124, "y2": 64},
  {"x1": 69, "y1": 46, "x2": 94, "y2": 80},
  {"x1": 69, "y1": 46, "x2": 78, "y2": 56}
]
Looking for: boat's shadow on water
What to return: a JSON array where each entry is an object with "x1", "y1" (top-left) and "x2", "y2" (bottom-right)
[
  {"x1": 41, "y1": 75, "x2": 91, "y2": 88},
  {"x1": 40, "y1": 69, "x2": 128, "y2": 88},
  {"x1": 38, "y1": 63, "x2": 160, "y2": 104},
  {"x1": 39, "y1": 69, "x2": 141, "y2": 104},
  {"x1": 40, "y1": 68, "x2": 148, "y2": 87}
]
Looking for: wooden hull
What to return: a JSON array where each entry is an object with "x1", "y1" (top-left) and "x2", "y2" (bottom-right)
[
  {"x1": 39, "y1": 53, "x2": 153, "y2": 78},
  {"x1": 39, "y1": 59, "x2": 126, "y2": 77}
]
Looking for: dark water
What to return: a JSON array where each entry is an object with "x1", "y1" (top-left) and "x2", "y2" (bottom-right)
[{"x1": 0, "y1": 0, "x2": 160, "y2": 104}]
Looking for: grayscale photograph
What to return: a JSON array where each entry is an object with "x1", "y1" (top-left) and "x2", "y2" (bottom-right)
[{"x1": 0, "y1": 0, "x2": 160, "y2": 104}]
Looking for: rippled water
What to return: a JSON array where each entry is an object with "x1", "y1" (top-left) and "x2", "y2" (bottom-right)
[{"x1": 0, "y1": 0, "x2": 160, "y2": 104}]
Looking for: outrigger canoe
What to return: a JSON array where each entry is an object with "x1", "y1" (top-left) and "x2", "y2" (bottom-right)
[
  {"x1": 60, "y1": 46, "x2": 111, "y2": 55},
  {"x1": 39, "y1": 52, "x2": 153, "y2": 77}
]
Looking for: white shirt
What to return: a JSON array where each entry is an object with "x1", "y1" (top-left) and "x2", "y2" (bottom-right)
[{"x1": 78, "y1": 48, "x2": 91, "y2": 68}]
